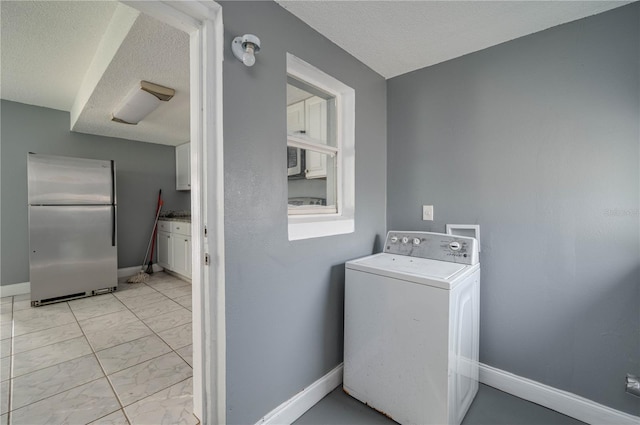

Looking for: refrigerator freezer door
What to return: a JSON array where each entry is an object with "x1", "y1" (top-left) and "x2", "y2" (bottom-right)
[
  {"x1": 28, "y1": 154, "x2": 114, "y2": 205},
  {"x1": 29, "y1": 205, "x2": 117, "y2": 302}
]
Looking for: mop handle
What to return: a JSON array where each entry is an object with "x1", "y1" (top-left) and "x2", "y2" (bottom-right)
[{"x1": 140, "y1": 206, "x2": 163, "y2": 269}]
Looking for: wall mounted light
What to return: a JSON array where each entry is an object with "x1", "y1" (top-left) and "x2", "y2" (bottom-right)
[
  {"x1": 112, "y1": 81, "x2": 175, "y2": 125},
  {"x1": 232, "y1": 34, "x2": 261, "y2": 67}
]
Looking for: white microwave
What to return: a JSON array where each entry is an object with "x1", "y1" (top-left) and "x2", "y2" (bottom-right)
[{"x1": 287, "y1": 147, "x2": 304, "y2": 177}]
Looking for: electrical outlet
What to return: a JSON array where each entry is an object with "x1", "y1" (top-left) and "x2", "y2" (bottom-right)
[{"x1": 422, "y1": 205, "x2": 434, "y2": 221}]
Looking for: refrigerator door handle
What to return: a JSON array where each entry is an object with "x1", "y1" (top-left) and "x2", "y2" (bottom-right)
[
  {"x1": 111, "y1": 205, "x2": 117, "y2": 247},
  {"x1": 110, "y1": 160, "x2": 116, "y2": 204}
]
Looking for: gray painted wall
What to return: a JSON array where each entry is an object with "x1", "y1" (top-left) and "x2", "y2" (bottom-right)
[
  {"x1": 1, "y1": 100, "x2": 190, "y2": 285},
  {"x1": 220, "y1": 2, "x2": 387, "y2": 423},
  {"x1": 387, "y1": 4, "x2": 639, "y2": 415}
]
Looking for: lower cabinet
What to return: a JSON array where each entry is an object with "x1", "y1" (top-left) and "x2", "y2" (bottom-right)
[{"x1": 157, "y1": 221, "x2": 192, "y2": 279}]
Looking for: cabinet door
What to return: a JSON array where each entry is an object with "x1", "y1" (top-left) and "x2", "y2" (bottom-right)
[
  {"x1": 304, "y1": 97, "x2": 328, "y2": 179},
  {"x1": 157, "y1": 231, "x2": 172, "y2": 269},
  {"x1": 287, "y1": 101, "x2": 305, "y2": 134},
  {"x1": 172, "y1": 235, "x2": 191, "y2": 278},
  {"x1": 176, "y1": 143, "x2": 191, "y2": 191}
]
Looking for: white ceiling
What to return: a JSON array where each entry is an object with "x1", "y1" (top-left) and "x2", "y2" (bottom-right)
[
  {"x1": 1, "y1": 1, "x2": 189, "y2": 146},
  {"x1": 1, "y1": 1, "x2": 633, "y2": 146},
  {"x1": 275, "y1": 0, "x2": 633, "y2": 79}
]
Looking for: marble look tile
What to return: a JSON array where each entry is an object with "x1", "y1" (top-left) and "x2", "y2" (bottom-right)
[
  {"x1": 0, "y1": 298, "x2": 10, "y2": 305},
  {"x1": 108, "y1": 352, "x2": 192, "y2": 407},
  {"x1": 12, "y1": 294, "x2": 30, "y2": 302},
  {"x1": 0, "y1": 313, "x2": 10, "y2": 325},
  {"x1": 11, "y1": 354, "x2": 104, "y2": 410},
  {"x1": 89, "y1": 409, "x2": 129, "y2": 424},
  {"x1": 12, "y1": 335, "x2": 92, "y2": 377},
  {"x1": 0, "y1": 340, "x2": 10, "y2": 359},
  {"x1": 150, "y1": 280, "x2": 190, "y2": 292},
  {"x1": 10, "y1": 377, "x2": 120, "y2": 425},
  {"x1": 12, "y1": 300, "x2": 32, "y2": 312},
  {"x1": 12, "y1": 303, "x2": 75, "y2": 337},
  {"x1": 1, "y1": 380, "x2": 8, "y2": 415},
  {"x1": 157, "y1": 323, "x2": 192, "y2": 350},
  {"x1": 145, "y1": 273, "x2": 178, "y2": 284},
  {"x1": 1, "y1": 358, "x2": 9, "y2": 382},
  {"x1": 155, "y1": 285, "x2": 192, "y2": 300},
  {"x1": 0, "y1": 413, "x2": 6, "y2": 425},
  {"x1": 129, "y1": 298, "x2": 183, "y2": 320},
  {"x1": 79, "y1": 309, "x2": 138, "y2": 334},
  {"x1": 114, "y1": 284, "x2": 156, "y2": 300},
  {"x1": 69, "y1": 295, "x2": 126, "y2": 321},
  {"x1": 84, "y1": 318, "x2": 152, "y2": 352},
  {"x1": 176, "y1": 345, "x2": 193, "y2": 368},
  {"x1": 173, "y1": 295, "x2": 192, "y2": 311},
  {"x1": 0, "y1": 304, "x2": 11, "y2": 315},
  {"x1": 143, "y1": 308, "x2": 191, "y2": 333},
  {"x1": 0, "y1": 324, "x2": 10, "y2": 342},
  {"x1": 12, "y1": 322, "x2": 82, "y2": 355},
  {"x1": 124, "y1": 378, "x2": 196, "y2": 425},
  {"x1": 118, "y1": 291, "x2": 168, "y2": 310},
  {"x1": 97, "y1": 335, "x2": 171, "y2": 375}
]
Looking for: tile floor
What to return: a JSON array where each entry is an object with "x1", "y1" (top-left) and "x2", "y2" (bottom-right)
[{"x1": 0, "y1": 272, "x2": 196, "y2": 425}]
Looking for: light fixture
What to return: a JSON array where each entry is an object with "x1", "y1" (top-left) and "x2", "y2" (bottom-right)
[
  {"x1": 232, "y1": 34, "x2": 261, "y2": 67},
  {"x1": 111, "y1": 81, "x2": 175, "y2": 125}
]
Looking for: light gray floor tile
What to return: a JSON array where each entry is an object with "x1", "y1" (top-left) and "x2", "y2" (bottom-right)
[
  {"x1": 118, "y1": 291, "x2": 168, "y2": 310},
  {"x1": 11, "y1": 354, "x2": 104, "y2": 410},
  {"x1": 9, "y1": 377, "x2": 120, "y2": 425},
  {"x1": 173, "y1": 295, "x2": 192, "y2": 311},
  {"x1": 143, "y1": 308, "x2": 191, "y2": 333},
  {"x1": 155, "y1": 285, "x2": 192, "y2": 300},
  {"x1": 79, "y1": 309, "x2": 139, "y2": 334},
  {"x1": 84, "y1": 318, "x2": 153, "y2": 352},
  {"x1": 1, "y1": 358, "x2": 10, "y2": 382},
  {"x1": 11, "y1": 300, "x2": 31, "y2": 312},
  {"x1": 0, "y1": 298, "x2": 10, "y2": 305},
  {"x1": 97, "y1": 335, "x2": 171, "y2": 375},
  {"x1": 0, "y1": 413, "x2": 6, "y2": 425},
  {"x1": 157, "y1": 323, "x2": 192, "y2": 351},
  {"x1": 114, "y1": 285, "x2": 157, "y2": 300},
  {"x1": 108, "y1": 352, "x2": 192, "y2": 407},
  {"x1": 0, "y1": 304, "x2": 11, "y2": 315},
  {"x1": 0, "y1": 314, "x2": 10, "y2": 326},
  {"x1": 124, "y1": 377, "x2": 196, "y2": 425},
  {"x1": 89, "y1": 409, "x2": 129, "y2": 424},
  {"x1": 176, "y1": 345, "x2": 193, "y2": 368},
  {"x1": 12, "y1": 322, "x2": 82, "y2": 355},
  {"x1": 12, "y1": 295, "x2": 29, "y2": 302},
  {"x1": 0, "y1": 324, "x2": 11, "y2": 342},
  {"x1": 0, "y1": 340, "x2": 10, "y2": 359},
  {"x1": 12, "y1": 335, "x2": 92, "y2": 377},
  {"x1": 12, "y1": 303, "x2": 75, "y2": 336},
  {"x1": 69, "y1": 295, "x2": 126, "y2": 321},
  {"x1": 150, "y1": 280, "x2": 190, "y2": 292},
  {"x1": 129, "y1": 298, "x2": 183, "y2": 320},
  {"x1": 1, "y1": 380, "x2": 8, "y2": 415}
]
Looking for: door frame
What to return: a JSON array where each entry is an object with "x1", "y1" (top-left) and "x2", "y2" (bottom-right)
[{"x1": 120, "y1": 1, "x2": 225, "y2": 423}]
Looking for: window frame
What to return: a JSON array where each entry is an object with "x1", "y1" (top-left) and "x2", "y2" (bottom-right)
[{"x1": 286, "y1": 53, "x2": 355, "y2": 241}]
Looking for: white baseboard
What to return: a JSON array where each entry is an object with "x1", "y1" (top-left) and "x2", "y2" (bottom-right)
[
  {"x1": 479, "y1": 363, "x2": 640, "y2": 425},
  {"x1": 117, "y1": 264, "x2": 163, "y2": 278},
  {"x1": 255, "y1": 363, "x2": 343, "y2": 425},
  {"x1": 0, "y1": 281, "x2": 30, "y2": 297}
]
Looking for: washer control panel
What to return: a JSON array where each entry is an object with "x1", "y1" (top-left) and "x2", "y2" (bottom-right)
[{"x1": 384, "y1": 231, "x2": 479, "y2": 265}]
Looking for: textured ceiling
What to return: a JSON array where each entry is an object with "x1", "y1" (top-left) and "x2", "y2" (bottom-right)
[
  {"x1": 276, "y1": 0, "x2": 632, "y2": 79},
  {"x1": 0, "y1": 1, "x2": 189, "y2": 146},
  {"x1": 1, "y1": 1, "x2": 118, "y2": 111}
]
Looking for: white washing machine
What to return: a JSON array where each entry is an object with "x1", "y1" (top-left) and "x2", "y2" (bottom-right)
[{"x1": 344, "y1": 231, "x2": 480, "y2": 425}]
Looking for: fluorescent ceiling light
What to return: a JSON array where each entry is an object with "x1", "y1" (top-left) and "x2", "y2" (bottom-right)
[{"x1": 112, "y1": 81, "x2": 175, "y2": 125}]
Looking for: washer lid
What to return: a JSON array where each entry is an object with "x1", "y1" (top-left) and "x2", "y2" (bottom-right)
[{"x1": 346, "y1": 253, "x2": 471, "y2": 288}]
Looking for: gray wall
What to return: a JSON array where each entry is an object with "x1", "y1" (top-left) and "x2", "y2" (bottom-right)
[
  {"x1": 220, "y1": 2, "x2": 387, "y2": 423},
  {"x1": 387, "y1": 3, "x2": 639, "y2": 415},
  {"x1": 1, "y1": 100, "x2": 190, "y2": 285}
]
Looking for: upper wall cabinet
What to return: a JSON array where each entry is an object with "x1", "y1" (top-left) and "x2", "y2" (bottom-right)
[
  {"x1": 287, "y1": 96, "x2": 328, "y2": 179},
  {"x1": 176, "y1": 142, "x2": 190, "y2": 191}
]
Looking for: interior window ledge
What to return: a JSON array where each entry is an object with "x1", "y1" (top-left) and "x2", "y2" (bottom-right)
[{"x1": 288, "y1": 217, "x2": 354, "y2": 241}]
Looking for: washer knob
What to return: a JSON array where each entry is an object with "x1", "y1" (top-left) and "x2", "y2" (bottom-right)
[
  {"x1": 413, "y1": 238, "x2": 421, "y2": 245},
  {"x1": 390, "y1": 236, "x2": 398, "y2": 243},
  {"x1": 449, "y1": 241, "x2": 461, "y2": 251},
  {"x1": 402, "y1": 237, "x2": 409, "y2": 244}
]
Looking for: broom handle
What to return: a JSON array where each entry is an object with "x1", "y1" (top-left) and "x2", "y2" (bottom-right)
[{"x1": 140, "y1": 205, "x2": 163, "y2": 269}]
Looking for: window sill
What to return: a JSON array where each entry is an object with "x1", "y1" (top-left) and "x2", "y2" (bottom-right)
[{"x1": 288, "y1": 216, "x2": 354, "y2": 241}]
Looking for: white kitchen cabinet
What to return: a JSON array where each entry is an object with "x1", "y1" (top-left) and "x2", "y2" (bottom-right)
[
  {"x1": 287, "y1": 97, "x2": 328, "y2": 179},
  {"x1": 176, "y1": 142, "x2": 190, "y2": 191},
  {"x1": 156, "y1": 220, "x2": 191, "y2": 279}
]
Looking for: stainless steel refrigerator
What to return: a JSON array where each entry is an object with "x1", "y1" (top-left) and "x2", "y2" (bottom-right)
[{"x1": 28, "y1": 153, "x2": 117, "y2": 306}]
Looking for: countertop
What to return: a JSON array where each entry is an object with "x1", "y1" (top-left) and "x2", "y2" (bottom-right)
[{"x1": 159, "y1": 216, "x2": 191, "y2": 223}]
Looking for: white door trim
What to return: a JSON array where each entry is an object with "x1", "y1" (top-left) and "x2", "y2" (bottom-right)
[{"x1": 119, "y1": 2, "x2": 225, "y2": 423}]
